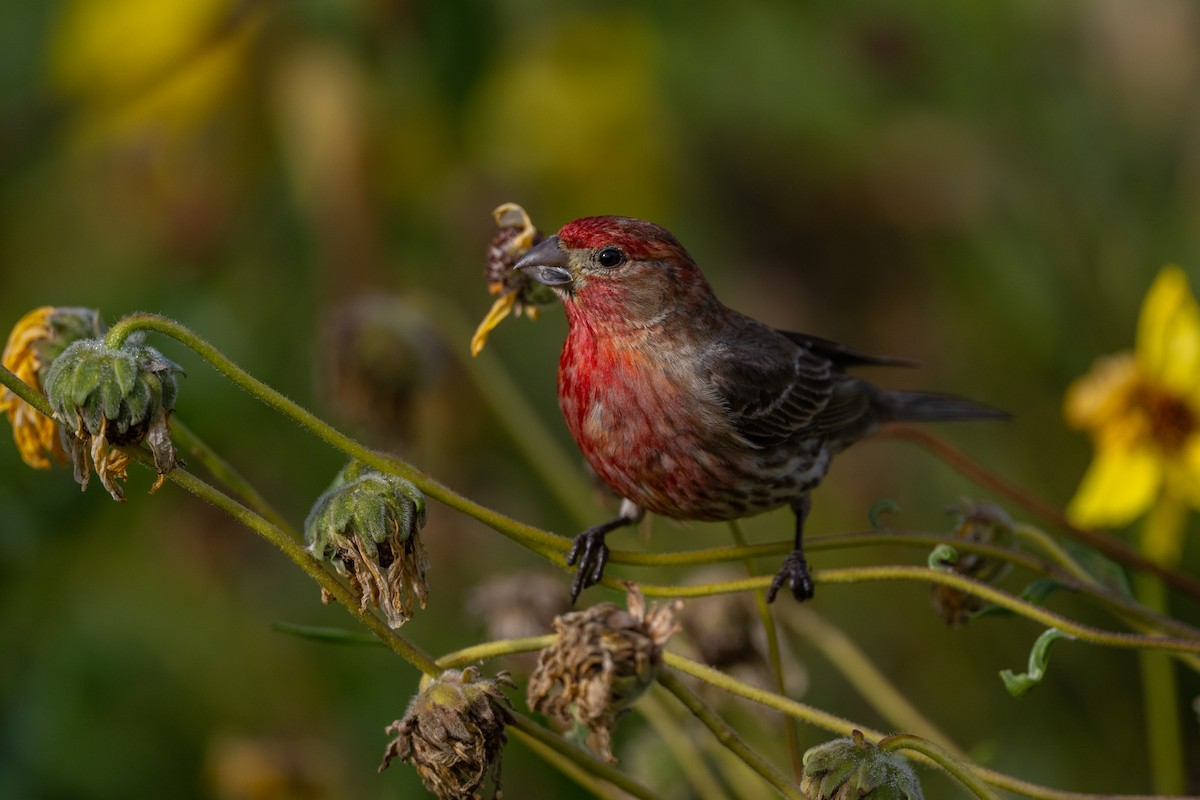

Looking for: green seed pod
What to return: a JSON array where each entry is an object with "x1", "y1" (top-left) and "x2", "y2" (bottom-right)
[
  {"x1": 305, "y1": 461, "x2": 429, "y2": 628},
  {"x1": 42, "y1": 337, "x2": 183, "y2": 500}
]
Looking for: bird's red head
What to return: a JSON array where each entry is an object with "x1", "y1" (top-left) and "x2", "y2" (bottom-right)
[
  {"x1": 514, "y1": 215, "x2": 719, "y2": 330},
  {"x1": 557, "y1": 216, "x2": 689, "y2": 264}
]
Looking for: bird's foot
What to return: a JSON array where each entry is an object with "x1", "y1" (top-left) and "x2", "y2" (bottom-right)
[
  {"x1": 566, "y1": 525, "x2": 612, "y2": 604},
  {"x1": 767, "y1": 550, "x2": 815, "y2": 603}
]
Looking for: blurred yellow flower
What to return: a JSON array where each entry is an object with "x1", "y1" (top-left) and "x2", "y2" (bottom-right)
[
  {"x1": 1, "y1": 307, "x2": 68, "y2": 469},
  {"x1": 49, "y1": 0, "x2": 264, "y2": 147},
  {"x1": 1065, "y1": 266, "x2": 1200, "y2": 530}
]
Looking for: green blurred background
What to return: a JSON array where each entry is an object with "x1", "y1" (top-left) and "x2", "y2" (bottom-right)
[{"x1": 2, "y1": 0, "x2": 1198, "y2": 797}]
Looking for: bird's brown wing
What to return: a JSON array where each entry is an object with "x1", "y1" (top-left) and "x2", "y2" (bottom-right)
[{"x1": 709, "y1": 319, "x2": 871, "y2": 449}]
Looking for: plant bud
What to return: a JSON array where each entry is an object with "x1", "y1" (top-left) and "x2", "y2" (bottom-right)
[
  {"x1": 305, "y1": 461, "x2": 429, "y2": 628},
  {"x1": 42, "y1": 336, "x2": 182, "y2": 501},
  {"x1": 801, "y1": 731, "x2": 924, "y2": 800}
]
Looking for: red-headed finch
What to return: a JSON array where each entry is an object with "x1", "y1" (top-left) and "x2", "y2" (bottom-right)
[{"x1": 514, "y1": 216, "x2": 1005, "y2": 603}]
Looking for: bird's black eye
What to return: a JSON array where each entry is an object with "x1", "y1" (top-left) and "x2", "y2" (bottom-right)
[{"x1": 597, "y1": 246, "x2": 626, "y2": 268}]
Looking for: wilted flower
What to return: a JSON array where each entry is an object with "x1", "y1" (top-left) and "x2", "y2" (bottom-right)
[
  {"x1": 527, "y1": 583, "x2": 681, "y2": 763},
  {"x1": 801, "y1": 731, "x2": 924, "y2": 800},
  {"x1": 42, "y1": 336, "x2": 182, "y2": 501},
  {"x1": 931, "y1": 499, "x2": 1014, "y2": 627},
  {"x1": 380, "y1": 667, "x2": 515, "y2": 800},
  {"x1": 470, "y1": 203, "x2": 556, "y2": 356},
  {"x1": 305, "y1": 461, "x2": 429, "y2": 628},
  {"x1": 1065, "y1": 265, "x2": 1200, "y2": 531},
  {"x1": 0, "y1": 306, "x2": 104, "y2": 469}
]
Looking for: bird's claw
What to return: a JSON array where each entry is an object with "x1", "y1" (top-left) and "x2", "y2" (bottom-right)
[
  {"x1": 566, "y1": 526, "x2": 611, "y2": 604},
  {"x1": 767, "y1": 551, "x2": 815, "y2": 603}
]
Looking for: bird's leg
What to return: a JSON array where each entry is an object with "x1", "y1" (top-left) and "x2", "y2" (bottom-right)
[
  {"x1": 767, "y1": 494, "x2": 815, "y2": 602},
  {"x1": 566, "y1": 499, "x2": 644, "y2": 603}
]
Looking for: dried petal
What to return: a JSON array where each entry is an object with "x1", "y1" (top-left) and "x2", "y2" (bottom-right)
[
  {"x1": 528, "y1": 583, "x2": 680, "y2": 763},
  {"x1": 380, "y1": 668, "x2": 515, "y2": 799},
  {"x1": 0, "y1": 306, "x2": 103, "y2": 469},
  {"x1": 472, "y1": 203, "x2": 556, "y2": 356}
]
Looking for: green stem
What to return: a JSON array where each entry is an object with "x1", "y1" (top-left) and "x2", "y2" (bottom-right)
[
  {"x1": 603, "y1": 530, "x2": 1200, "y2": 642},
  {"x1": 436, "y1": 635, "x2": 552, "y2": 669},
  {"x1": 727, "y1": 520, "x2": 802, "y2": 782},
  {"x1": 665, "y1": 651, "x2": 1178, "y2": 800},
  {"x1": 1136, "y1": 497, "x2": 1185, "y2": 795},
  {"x1": 1014, "y1": 521, "x2": 1200, "y2": 670},
  {"x1": 877, "y1": 733, "x2": 999, "y2": 800},
  {"x1": 657, "y1": 670, "x2": 804, "y2": 800},
  {"x1": 636, "y1": 566, "x2": 1200, "y2": 658},
  {"x1": 1, "y1": 363, "x2": 49, "y2": 413},
  {"x1": 103, "y1": 314, "x2": 571, "y2": 560}
]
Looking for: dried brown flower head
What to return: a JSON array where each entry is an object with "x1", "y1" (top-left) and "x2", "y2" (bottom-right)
[
  {"x1": 527, "y1": 583, "x2": 681, "y2": 763},
  {"x1": 380, "y1": 668, "x2": 515, "y2": 800},
  {"x1": 471, "y1": 203, "x2": 556, "y2": 356},
  {"x1": 931, "y1": 499, "x2": 1014, "y2": 627}
]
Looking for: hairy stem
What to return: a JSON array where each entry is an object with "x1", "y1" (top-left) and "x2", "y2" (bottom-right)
[
  {"x1": 635, "y1": 566, "x2": 1200, "y2": 658},
  {"x1": 103, "y1": 314, "x2": 571, "y2": 561},
  {"x1": 877, "y1": 733, "x2": 999, "y2": 800},
  {"x1": 1136, "y1": 497, "x2": 1185, "y2": 795},
  {"x1": 665, "y1": 651, "x2": 1183, "y2": 800}
]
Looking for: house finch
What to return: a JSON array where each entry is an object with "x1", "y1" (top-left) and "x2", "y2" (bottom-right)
[{"x1": 514, "y1": 216, "x2": 1005, "y2": 603}]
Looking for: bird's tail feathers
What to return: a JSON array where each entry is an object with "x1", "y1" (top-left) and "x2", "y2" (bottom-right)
[{"x1": 876, "y1": 390, "x2": 1009, "y2": 423}]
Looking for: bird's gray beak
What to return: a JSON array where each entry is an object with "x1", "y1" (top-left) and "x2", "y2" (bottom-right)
[{"x1": 514, "y1": 235, "x2": 573, "y2": 286}]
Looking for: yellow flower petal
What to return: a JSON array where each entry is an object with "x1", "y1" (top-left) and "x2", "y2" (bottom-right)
[
  {"x1": 1164, "y1": 434, "x2": 1200, "y2": 508},
  {"x1": 1063, "y1": 352, "x2": 1139, "y2": 432},
  {"x1": 0, "y1": 307, "x2": 67, "y2": 469},
  {"x1": 470, "y1": 293, "x2": 516, "y2": 357},
  {"x1": 1066, "y1": 443, "x2": 1162, "y2": 528},
  {"x1": 1136, "y1": 265, "x2": 1200, "y2": 395}
]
